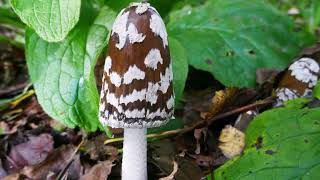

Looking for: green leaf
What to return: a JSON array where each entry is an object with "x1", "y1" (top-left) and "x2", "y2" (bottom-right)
[
  {"x1": 168, "y1": 0, "x2": 313, "y2": 87},
  {"x1": 313, "y1": 80, "x2": 320, "y2": 99},
  {"x1": 10, "y1": 0, "x2": 81, "y2": 42},
  {"x1": 0, "y1": 6, "x2": 24, "y2": 28},
  {"x1": 215, "y1": 105, "x2": 320, "y2": 179},
  {"x1": 169, "y1": 37, "x2": 188, "y2": 103},
  {"x1": 283, "y1": 97, "x2": 310, "y2": 109},
  {"x1": 25, "y1": 4, "x2": 116, "y2": 131},
  {"x1": 105, "y1": 0, "x2": 138, "y2": 12}
]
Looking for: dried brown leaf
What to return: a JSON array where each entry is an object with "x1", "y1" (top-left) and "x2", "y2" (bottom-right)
[
  {"x1": 7, "y1": 134, "x2": 53, "y2": 171},
  {"x1": 159, "y1": 161, "x2": 178, "y2": 180},
  {"x1": 150, "y1": 140, "x2": 203, "y2": 180},
  {"x1": 206, "y1": 88, "x2": 237, "y2": 118},
  {"x1": 193, "y1": 155, "x2": 214, "y2": 167},
  {"x1": 256, "y1": 68, "x2": 281, "y2": 85},
  {"x1": 80, "y1": 160, "x2": 114, "y2": 180},
  {"x1": 21, "y1": 145, "x2": 80, "y2": 179},
  {"x1": 194, "y1": 128, "x2": 207, "y2": 154},
  {"x1": 0, "y1": 160, "x2": 7, "y2": 178},
  {"x1": 234, "y1": 110, "x2": 257, "y2": 131}
]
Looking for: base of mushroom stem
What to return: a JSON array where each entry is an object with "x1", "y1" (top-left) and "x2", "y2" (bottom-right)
[{"x1": 122, "y1": 128, "x2": 147, "y2": 180}]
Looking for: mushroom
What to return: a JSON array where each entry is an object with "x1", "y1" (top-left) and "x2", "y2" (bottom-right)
[
  {"x1": 99, "y1": 2, "x2": 174, "y2": 180},
  {"x1": 275, "y1": 57, "x2": 320, "y2": 106}
]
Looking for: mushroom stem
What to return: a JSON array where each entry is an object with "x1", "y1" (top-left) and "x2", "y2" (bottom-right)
[{"x1": 122, "y1": 128, "x2": 147, "y2": 180}]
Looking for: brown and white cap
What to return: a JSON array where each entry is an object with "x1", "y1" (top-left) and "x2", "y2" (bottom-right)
[
  {"x1": 99, "y1": 2, "x2": 174, "y2": 128},
  {"x1": 275, "y1": 57, "x2": 320, "y2": 106}
]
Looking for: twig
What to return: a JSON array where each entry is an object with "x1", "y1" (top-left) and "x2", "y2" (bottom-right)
[
  {"x1": 0, "y1": 82, "x2": 29, "y2": 97},
  {"x1": 180, "y1": 96, "x2": 275, "y2": 134},
  {"x1": 159, "y1": 161, "x2": 178, "y2": 180},
  {"x1": 105, "y1": 97, "x2": 274, "y2": 145},
  {"x1": 56, "y1": 139, "x2": 84, "y2": 180},
  {"x1": 10, "y1": 89, "x2": 35, "y2": 108}
]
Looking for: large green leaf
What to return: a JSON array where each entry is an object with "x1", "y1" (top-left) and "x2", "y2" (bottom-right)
[
  {"x1": 25, "y1": 3, "x2": 116, "y2": 131},
  {"x1": 169, "y1": 37, "x2": 188, "y2": 104},
  {"x1": 314, "y1": 80, "x2": 320, "y2": 99},
  {"x1": 0, "y1": 6, "x2": 24, "y2": 28},
  {"x1": 215, "y1": 104, "x2": 320, "y2": 179},
  {"x1": 11, "y1": 0, "x2": 81, "y2": 42},
  {"x1": 168, "y1": 0, "x2": 313, "y2": 87}
]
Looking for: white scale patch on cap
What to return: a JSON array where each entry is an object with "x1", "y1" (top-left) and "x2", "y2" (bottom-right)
[
  {"x1": 120, "y1": 89, "x2": 147, "y2": 105},
  {"x1": 104, "y1": 56, "x2": 112, "y2": 75},
  {"x1": 146, "y1": 82, "x2": 159, "y2": 105},
  {"x1": 105, "y1": 116, "x2": 170, "y2": 128},
  {"x1": 166, "y1": 95, "x2": 174, "y2": 109},
  {"x1": 274, "y1": 87, "x2": 299, "y2": 107},
  {"x1": 112, "y1": 11, "x2": 146, "y2": 50},
  {"x1": 112, "y1": 11, "x2": 129, "y2": 50},
  {"x1": 303, "y1": 88, "x2": 313, "y2": 97},
  {"x1": 150, "y1": 14, "x2": 168, "y2": 48},
  {"x1": 289, "y1": 57, "x2": 319, "y2": 88},
  {"x1": 146, "y1": 108, "x2": 167, "y2": 119},
  {"x1": 109, "y1": 72, "x2": 122, "y2": 87},
  {"x1": 144, "y1": 48, "x2": 163, "y2": 70},
  {"x1": 123, "y1": 65, "x2": 146, "y2": 84},
  {"x1": 127, "y1": 23, "x2": 146, "y2": 45},
  {"x1": 99, "y1": 115, "x2": 108, "y2": 126},
  {"x1": 101, "y1": 57, "x2": 112, "y2": 83},
  {"x1": 125, "y1": 109, "x2": 146, "y2": 118},
  {"x1": 130, "y1": 2, "x2": 150, "y2": 14},
  {"x1": 106, "y1": 92, "x2": 123, "y2": 113},
  {"x1": 110, "y1": 65, "x2": 146, "y2": 87},
  {"x1": 105, "y1": 112, "x2": 121, "y2": 127},
  {"x1": 159, "y1": 63, "x2": 173, "y2": 93}
]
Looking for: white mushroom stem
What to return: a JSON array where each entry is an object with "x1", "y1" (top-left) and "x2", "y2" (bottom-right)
[{"x1": 122, "y1": 128, "x2": 147, "y2": 180}]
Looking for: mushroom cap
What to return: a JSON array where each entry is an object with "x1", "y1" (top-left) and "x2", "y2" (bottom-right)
[
  {"x1": 275, "y1": 57, "x2": 319, "y2": 106},
  {"x1": 99, "y1": 2, "x2": 174, "y2": 128}
]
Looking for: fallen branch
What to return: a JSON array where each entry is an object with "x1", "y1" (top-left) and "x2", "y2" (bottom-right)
[{"x1": 180, "y1": 96, "x2": 275, "y2": 134}]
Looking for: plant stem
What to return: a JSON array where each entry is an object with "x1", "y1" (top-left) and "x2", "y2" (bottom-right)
[{"x1": 122, "y1": 128, "x2": 147, "y2": 180}]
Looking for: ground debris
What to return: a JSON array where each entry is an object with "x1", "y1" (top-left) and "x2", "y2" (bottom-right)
[
  {"x1": 218, "y1": 125, "x2": 245, "y2": 159},
  {"x1": 80, "y1": 160, "x2": 114, "y2": 180},
  {"x1": 21, "y1": 145, "x2": 80, "y2": 179},
  {"x1": 5, "y1": 133, "x2": 53, "y2": 172}
]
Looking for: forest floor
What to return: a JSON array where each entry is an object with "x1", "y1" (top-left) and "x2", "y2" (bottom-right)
[{"x1": 0, "y1": 38, "x2": 282, "y2": 179}]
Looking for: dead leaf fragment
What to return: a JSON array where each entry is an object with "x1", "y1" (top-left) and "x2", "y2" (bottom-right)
[
  {"x1": 0, "y1": 160, "x2": 7, "y2": 178},
  {"x1": 234, "y1": 110, "x2": 257, "y2": 131},
  {"x1": 82, "y1": 134, "x2": 118, "y2": 161},
  {"x1": 80, "y1": 160, "x2": 114, "y2": 180},
  {"x1": 0, "y1": 173, "x2": 23, "y2": 180},
  {"x1": 218, "y1": 125, "x2": 245, "y2": 159},
  {"x1": 7, "y1": 133, "x2": 54, "y2": 171},
  {"x1": 193, "y1": 154, "x2": 214, "y2": 167},
  {"x1": 159, "y1": 161, "x2": 178, "y2": 180},
  {"x1": 21, "y1": 145, "x2": 80, "y2": 179},
  {"x1": 256, "y1": 68, "x2": 281, "y2": 85},
  {"x1": 150, "y1": 139, "x2": 203, "y2": 180},
  {"x1": 194, "y1": 128, "x2": 207, "y2": 154},
  {"x1": 205, "y1": 88, "x2": 237, "y2": 118}
]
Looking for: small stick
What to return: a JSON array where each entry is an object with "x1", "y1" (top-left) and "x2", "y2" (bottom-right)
[{"x1": 180, "y1": 97, "x2": 275, "y2": 134}]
